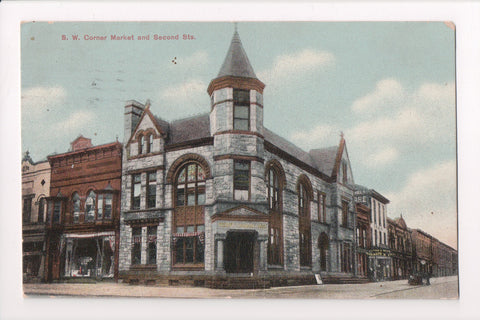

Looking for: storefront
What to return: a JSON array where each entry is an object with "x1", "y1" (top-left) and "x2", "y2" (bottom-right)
[
  {"x1": 62, "y1": 232, "x2": 116, "y2": 278},
  {"x1": 367, "y1": 248, "x2": 392, "y2": 281}
]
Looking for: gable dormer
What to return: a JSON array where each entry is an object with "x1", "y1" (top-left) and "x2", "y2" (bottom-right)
[
  {"x1": 126, "y1": 102, "x2": 167, "y2": 158},
  {"x1": 332, "y1": 136, "x2": 354, "y2": 186}
]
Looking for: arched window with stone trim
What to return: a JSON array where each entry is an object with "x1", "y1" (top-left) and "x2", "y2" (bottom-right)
[
  {"x1": 265, "y1": 160, "x2": 285, "y2": 267},
  {"x1": 72, "y1": 192, "x2": 81, "y2": 223},
  {"x1": 297, "y1": 175, "x2": 312, "y2": 267},
  {"x1": 85, "y1": 190, "x2": 96, "y2": 222},
  {"x1": 139, "y1": 135, "x2": 145, "y2": 155},
  {"x1": 172, "y1": 161, "x2": 207, "y2": 268}
]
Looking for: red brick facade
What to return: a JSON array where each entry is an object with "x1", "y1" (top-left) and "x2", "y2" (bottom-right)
[{"x1": 44, "y1": 139, "x2": 122, "y2": 282}]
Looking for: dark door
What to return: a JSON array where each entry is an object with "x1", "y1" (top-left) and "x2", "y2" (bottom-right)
[{"x1": 224, "y1": 231, "x2": 255, "y2": 273}]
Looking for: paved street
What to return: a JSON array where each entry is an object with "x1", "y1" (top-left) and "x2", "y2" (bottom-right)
[{"x1": 23, "y1": 275, "x2": 458, "y2": 299}]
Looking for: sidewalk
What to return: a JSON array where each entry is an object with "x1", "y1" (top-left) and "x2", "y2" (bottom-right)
[{"x1": 23, "y1": 276, "x2": 458, "y2": 299}]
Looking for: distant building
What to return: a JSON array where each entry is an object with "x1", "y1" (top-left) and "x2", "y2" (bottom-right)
[
  {"x1": 431, "y1": 239, "x2": 457, "y2": 277},
  {"x1": 22, "y1": 152, "x2": 50, "y2": 282},
  {"x1": 354, "y1": 185, "x2": 391, "y2": 281},
  {"x1": 387, "y1": 216, "x2": 413, "y2": 279},
  {"x1": 355, "y1": 203, "x2": 371, "y2": 278},
  {"x1": 118, "y1": 30, "x2": 358, "y2": 287},
  {"x1": 44, "y1": 136, "x2": 122, "y2": 282},
  {"x1": 411, "y1": 229, "x2": 433, "y2": 275}
]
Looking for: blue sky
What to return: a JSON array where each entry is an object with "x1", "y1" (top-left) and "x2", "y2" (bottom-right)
[{"x1": 21, "y1": 21, "x2": 456, "y2": 248}]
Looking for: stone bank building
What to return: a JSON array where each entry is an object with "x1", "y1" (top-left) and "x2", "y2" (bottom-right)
[{"x1": 118, "y1": 31, "x2": 357, "y2": 287}]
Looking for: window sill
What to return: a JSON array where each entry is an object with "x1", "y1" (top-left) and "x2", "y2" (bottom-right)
[
  {"x1": 172, "y1": 264, "x2": 205, "y2": 271},
  {"x1": 130, "y1": 264, "x2": 157, "y2": 271}
]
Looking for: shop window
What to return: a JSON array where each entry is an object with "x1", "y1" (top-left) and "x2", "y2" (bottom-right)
[
  {"x1": 233, "y1": 89, "x2": 250, "y2": 131},
  {"x1": 72, "y1": 193, "x2": 80, "y2": 223},
  {"x1": 85, "y1": 190, "x2": 96, "y2": 222},
  {"x1": 147, "y1": 171, "x2": 156, "y2": 208},
  {"x1": 132, "y1": 174, "x2": 141, "y2": 210},
  {"x1": 131, "y1": 227, "x2": 142, "y2": 265},
  {"x1": 147, "y1": 226, "x2": 157, "y2": 265},
  {"x1": 234, "y1": 160, "x2": 250, "y2": 200}
]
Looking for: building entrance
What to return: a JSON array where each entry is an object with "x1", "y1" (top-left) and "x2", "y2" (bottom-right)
[{"x1": 224, "y1": 231, "x2": 255, "y2": 273}]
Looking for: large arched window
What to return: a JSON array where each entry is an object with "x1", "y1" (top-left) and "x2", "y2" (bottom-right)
[
  {"x1": 72, "y1": 192, "x2": 80, "y2": 223},
  {"x1": 85, "y1": 190, "x2": 96, "y2": 222},
  {"x1": 173, "y1": 162, "x2": 206, "y2": 267},
  {"x1": 297, "y1": 176, "x2": 312, "y2": 267},
  {"x1": 266, "y1": 162, "x2": 285, "y2": 267}
]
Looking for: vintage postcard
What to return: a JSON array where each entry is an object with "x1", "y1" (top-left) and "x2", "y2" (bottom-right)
[{"x1": 19, "y1": 21, "x2": 458, "y2": 302}]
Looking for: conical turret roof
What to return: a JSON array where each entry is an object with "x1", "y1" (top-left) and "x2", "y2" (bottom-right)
[{"x1": 217, "y1": 30, "x2": 257, "y2": 79}]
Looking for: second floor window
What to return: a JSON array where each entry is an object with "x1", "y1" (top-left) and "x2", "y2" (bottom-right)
[
  {"x1": 234, "y1": 161, "x2": 250, "y2": 200},
  {"x1": 22, "y1": 197, "x2": 32, "y2": 223},
  {"x1": 72, "y1": 193, "x2": 80, "y2": 223},
  {"x1": 147, "y1": 171, "x2": 157, "y2": 208},
  {"x1": 233, "y1": 89, "x2": 250, "y2": 131},
  {"x1": 139, "y1": 136, "x2": 145, "y2": 155},
  {"x1": 341, "y1": 201, "x2": 349, "y2": 227},
  {"x1": 85, "y1": 190, "x2": 96, "y2": 222},
  {"x1": 267, "y1": 168, "x2": 279, "y2": 210},
  {"x1": 318, "y1": 192, "x2": 326, "y2": 223},
  {"x1": 132, "y1": 174, "x2": 141, "y2": 209},
  {"x1": 38, "y1": 197, "x2": 46, "y2": 223}
]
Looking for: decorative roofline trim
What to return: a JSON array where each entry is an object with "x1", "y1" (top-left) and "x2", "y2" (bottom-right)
[{"x1": 207, "y1": 76, "x2": 265, "y2": 95}]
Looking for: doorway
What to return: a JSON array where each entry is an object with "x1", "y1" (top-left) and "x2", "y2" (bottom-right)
[{"x1": 224, "y1": 231, "x2": 256, "y2": 273}]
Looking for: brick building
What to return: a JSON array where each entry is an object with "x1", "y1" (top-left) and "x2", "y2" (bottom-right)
[
  {"x1": 432, "y1": 239, "x2": 457, "y2": 277},
  {"x1": 411, "y1": 229, "x2": 433, "y2": 275},
  {"x1": 354, "y1": 185, "x2": 391, "y2": 281},
  {"x1": 355, "y1": 203, "x2": 371, "y2": 278},
  {"x1": 44, "y1": 136, "x2": 122, "y2": 282},
  {"x1": 22, "y1": 152, "x2": 50, "y2": 282},
  {"x1": 118, "y1": 30, "x2": 358, "y2": 287},
  {"x1": 387, "y1": 216, "x2": 413, "y2": 280}
]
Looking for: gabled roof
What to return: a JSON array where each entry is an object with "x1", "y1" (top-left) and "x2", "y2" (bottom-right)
[
  {"x1": 309, "y1": 146, "x2": 339, "y2": 178},
  {"x1": 264, "y1": 128, "x2": 342, "y2": 180},
  {"x1": 216, "y1": 30, "x2": 258, "y2": 79},
  {"x1": 168, "y1": 114, "x2": 211, "y2": 144}
]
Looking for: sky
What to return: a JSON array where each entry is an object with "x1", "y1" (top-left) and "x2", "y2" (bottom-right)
[{"x1": 21, "y1": 21, "x2": 456, "y2": 248}]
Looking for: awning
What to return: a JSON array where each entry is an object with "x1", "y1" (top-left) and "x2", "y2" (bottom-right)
[{"x1": 63, "y1": 231, "x2": 115, "y2": 239}]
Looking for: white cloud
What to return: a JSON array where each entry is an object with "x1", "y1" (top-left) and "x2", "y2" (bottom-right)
[
  {"x1": 289, "y1": 79, "x2": 455, "y2": 168},
  {"x1": 387, "y1": 160, "x2": 457, "y2": 248},
  {"x1": 178, "y1": 50, "x2": 208, "y2": 69},
  {"x1": 57, "y1": 110, "x2": 95, "y2": 133},
  {"x1": 290, "y1": 124, "x2": 340, "y2": 150},
  {"x1": 161, "y1": 78, "x2": 206, "y2": 102},
  {"x1": 22, "y1": 86, "x2": 67, "y2": 117},
  {"x1": 258, "y1": 49, "x2": 335, "y2": 84},
  {"x1": 367, "y1": 146, "x2": 399, "y2": 167},
  {"x1": 351, "y1": 78, "x2": 405, "y2": 113}
]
